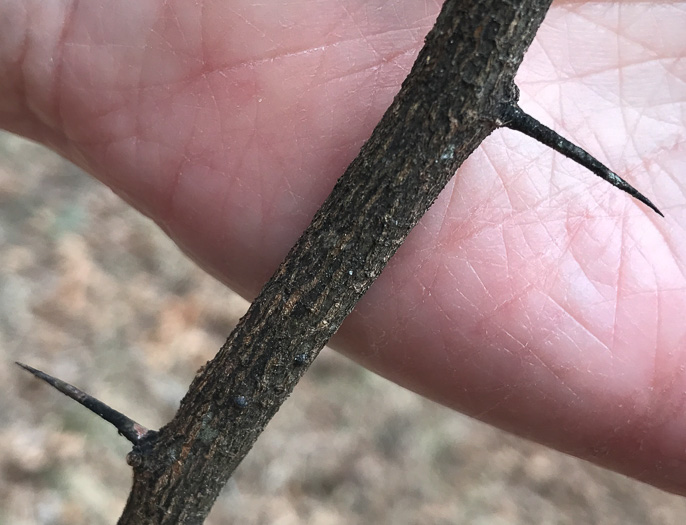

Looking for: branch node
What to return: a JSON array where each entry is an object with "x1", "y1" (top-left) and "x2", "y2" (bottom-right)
[
  {"x1": 15, "y1": 362, "x2": 155, "y2": 445},
  {"x1": 500, "y1": 104, "x2": 663, "y2": 217}
]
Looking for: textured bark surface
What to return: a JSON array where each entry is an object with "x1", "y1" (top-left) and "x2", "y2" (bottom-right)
[{"x1": 119, "y1": 0, "x2": 553, "y2": 523}]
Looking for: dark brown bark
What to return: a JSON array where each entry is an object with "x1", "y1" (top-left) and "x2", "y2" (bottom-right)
[{"x1": 118, "y1": 1, "x2": 554, "y2": 523}]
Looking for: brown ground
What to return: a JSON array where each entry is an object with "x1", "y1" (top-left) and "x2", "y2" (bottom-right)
[{"x1": 2, "y1": 132, "x2": 686, "y2": 524}]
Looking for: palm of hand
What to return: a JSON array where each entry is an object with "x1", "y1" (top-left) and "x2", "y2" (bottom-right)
[{"x1": 3, "y1": 1, "x2": 685, "y2": 493}]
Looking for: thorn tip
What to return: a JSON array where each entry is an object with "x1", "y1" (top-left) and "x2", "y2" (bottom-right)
[
  {"x1": 500, "y1": 104, "x2": 663, "y2": 217},
  {"x1": 15, "y1": 361, "x2": 154, "y2": 445}
]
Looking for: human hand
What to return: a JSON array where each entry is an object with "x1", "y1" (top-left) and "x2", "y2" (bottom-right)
[{"x1": 1, "y1": 0, "x2": 684, "y2": 494}]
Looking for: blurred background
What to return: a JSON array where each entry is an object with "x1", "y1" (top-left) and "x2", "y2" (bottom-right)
[{"x1": 2, "y1": 131, "x2": 686, "y2": 524}]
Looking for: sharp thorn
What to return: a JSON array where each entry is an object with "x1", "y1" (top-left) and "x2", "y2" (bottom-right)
[
  {"x1": 15, "y1": 362, "x2": 154, "y2": 445},
  {"x1": 500, "y1": 104, "x2": 663, "y2": 217}
]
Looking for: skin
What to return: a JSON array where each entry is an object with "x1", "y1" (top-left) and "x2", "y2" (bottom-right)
[{"x1": 1, "y1": 0, "x2": 685, "y2": 495}]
